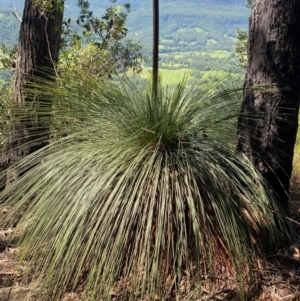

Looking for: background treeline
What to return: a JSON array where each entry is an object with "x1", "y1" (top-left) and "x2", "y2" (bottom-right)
[
  {"x1": 0, "y1": 0, "x2": 249, "y2": 74},
  {"x1": 0, "y1": 8, "x2": 20, "y2": 46}
]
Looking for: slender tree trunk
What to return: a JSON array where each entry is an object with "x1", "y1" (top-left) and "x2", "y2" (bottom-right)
[
  {"x1": 0, "y1": 0, "x2": 63, "y2": 182},
  {"x1": 237, "y1": 0, "x2": 300, "y2": 212}
]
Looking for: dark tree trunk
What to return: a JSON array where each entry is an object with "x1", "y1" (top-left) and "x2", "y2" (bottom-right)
[
  {"x1": 0, "y1": 0, "x2": 63, "y2": 182},
  {"x1": 237, "y1": 0, "x2": 300, "y2": 212}
]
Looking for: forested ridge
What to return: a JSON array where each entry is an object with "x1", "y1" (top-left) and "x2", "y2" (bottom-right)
[
  {"x1": 0, "y1": 0, "x2": 249, "y2": 49},
  {"x1": 0, "y1": 0, "x2": 249, "y2": 74}
]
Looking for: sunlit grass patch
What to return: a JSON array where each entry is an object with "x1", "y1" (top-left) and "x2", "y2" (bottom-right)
[
  {"x1": 206, "y1": 39, "x2": 218, "y2": 45},
  {"x1": 160, "y1": 37, "x2": 173, "y2": 44},
  {"x1": 137, "y1": 67, "x2": 193, "y2": 84},
  {"x1": 199, "y1": 50, "x2": 232, "y2": 59}
]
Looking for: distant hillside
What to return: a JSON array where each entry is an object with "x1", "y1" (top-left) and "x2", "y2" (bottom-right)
[
  {"x1": 128, "y1": 0, "x2": 249, "y2": 54},
  {"x1": 0, "y1": 0, "x2": 249, "y2": 52}
]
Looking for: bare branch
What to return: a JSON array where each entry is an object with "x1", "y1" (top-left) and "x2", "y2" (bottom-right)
[
  {"x1": 9, "y1": 0, "x2": 22, "y2": 22},
  {"x1": 11, "y1": 10, "x2": 22, "y2": 22}
]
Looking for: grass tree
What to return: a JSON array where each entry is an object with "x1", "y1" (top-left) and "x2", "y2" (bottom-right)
[
  {"x1": 0, "y1": 0, "x2": 291, "y2": 300},
  {"x1": 0, "y1": 74, "x2": 290, "y2": 300}
]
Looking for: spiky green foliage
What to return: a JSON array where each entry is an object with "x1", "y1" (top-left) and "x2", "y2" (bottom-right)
[
  {"x1": 0, "y1": 75, "x2": 290, "y2": 300},
  {"x1": 235, "y1": 28, "x2": 248, "y2": 69}
]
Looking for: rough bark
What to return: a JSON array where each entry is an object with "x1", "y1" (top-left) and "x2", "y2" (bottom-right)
[
  {"x1": 237, "y1": 0, "x2": 300, "y2": 211},
  {"x1": 0, "y1": 0, "x2": 63, "y2": 182}
]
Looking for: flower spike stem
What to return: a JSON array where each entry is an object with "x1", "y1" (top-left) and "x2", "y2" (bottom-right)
[{"x1": 152, "y1": 0, "x2": 159, "y2": 105}]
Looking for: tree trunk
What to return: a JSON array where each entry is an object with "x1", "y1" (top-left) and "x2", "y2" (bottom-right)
[
  {"x1": 0, "y1": 0, "x2": 63, "y2": 182},
  {"x1": 237, "y1": 0, "x2": 300, "y2": 212}
]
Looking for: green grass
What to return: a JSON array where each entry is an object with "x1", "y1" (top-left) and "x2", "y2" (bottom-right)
[
  {"x1": 176, "y1": 27, "x2": 205, "y2": 33},
  {"x1": 136, "y1": 68, "x2": 239, "y2": 85},
  {"x1": 157, "y1": 50, "x2": 235, "y2": 72},
  {"x1": 160, "y1": 37, "x2": 173, "y2": 44},
  {"x1": 199, "y1": 50, "x2": 232, "y2": 58},
  {"x1": 138, "y1": 67, "x2": 193, "y2": 84},
  {"x1": 172, "y1": 54, "x2": 184, "y2": 59},
  {"x1": 228, "y1": 36, "x2": 238, "y2": 43},
  {"x1": 206, "y1": 39, "x2": 218, "y2": 45},
  {"x1": 195, "y1": 27, "x2": 205, "y2": 33},
  {"x1": 178, "y1": 40, "x2": 197, "y2": 46},
  {"x1": 159, "y1": 50, "x2": 233, "y2": 62},
  {"x1": 170, "y1": 53, "x2": 189, "y2": 60},
  {"x1": 200, "y1": 70, "x2": 235, "y2": 79}
]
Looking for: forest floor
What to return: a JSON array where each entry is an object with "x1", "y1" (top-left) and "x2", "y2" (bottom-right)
[{"x1": 1, "y1": 178, "x2": 300, "y2": 301}]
